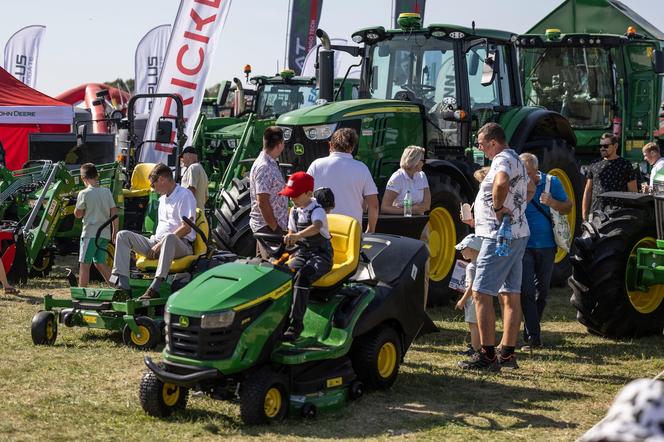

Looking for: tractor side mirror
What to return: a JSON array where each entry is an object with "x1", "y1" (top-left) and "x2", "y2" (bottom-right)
[
  {"x1": 76, "y1": 124, "x2": 88, "y2": 146},
  {"x1": 371, "y1": 66, "x2": 379, "y2": 92},
  {"x1": 469, "y1": 51, "x2": 480, "y2": 76},
  {"x1": 481, "y1": 48, "x2": 498, "y2": 86},
  {"x1": 155, "y1": 120, "x2": 173, "y2": 144},
  {"x1": 653, "y1": 49, "x2": 664, "y2": 75}
]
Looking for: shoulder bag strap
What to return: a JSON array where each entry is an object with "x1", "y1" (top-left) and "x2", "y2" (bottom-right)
[{"x1": 530, "y1": 199, "x2": 553, "y2": 225}]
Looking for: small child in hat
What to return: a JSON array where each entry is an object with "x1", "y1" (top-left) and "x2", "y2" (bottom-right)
[
  {"x1": 314, "y1": 187, "x2": 335, "y2": 213},
  {"x1": 454, "y1": 233, "x2": 483, "y2": 358},
  {"x1": 278, "y1": 172, "x2": 334, "y2": 341}
]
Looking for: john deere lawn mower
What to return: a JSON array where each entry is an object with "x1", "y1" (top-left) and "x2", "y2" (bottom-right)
[
  {"x1": 139, "y1": 214, "x2": 430, "y2": 424},
  {"x1": 29, "y1": 208, "x2": 234, "y2": 350}
]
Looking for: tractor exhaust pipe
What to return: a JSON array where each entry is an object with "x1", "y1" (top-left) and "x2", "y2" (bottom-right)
[
  {"x1": 232, "y1": 77, "x2": 245, "y2": 116},
  {"x1": 316, "y1": 29, "x2": 334, "y2": 104}
]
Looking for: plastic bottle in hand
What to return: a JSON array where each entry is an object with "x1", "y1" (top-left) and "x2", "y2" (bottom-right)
[
  {"x1": 403, "y1": 190, "x2": 413, "y2": 217},
  {"x1": 495, "y1": 215, "x2": 512, "y2": 256}
]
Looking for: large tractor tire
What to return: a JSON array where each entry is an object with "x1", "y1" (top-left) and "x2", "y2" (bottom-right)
[
  {"x1": 426, "y1": 173, "x2": 472, "y2": 306},
  {"x1": 211, "y1": 177, "x2": 256, "y2": 257},
  {"x1": 569, "y1": 208, "x2": 664, "y2": 338},
  {"x1": 522, "y1": 138, "x2": 584, "y2": 287}
]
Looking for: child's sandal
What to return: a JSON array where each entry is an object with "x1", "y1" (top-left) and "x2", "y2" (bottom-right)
[{"x1": 4, "y1": 287, "x2": 20, "y2": 295}]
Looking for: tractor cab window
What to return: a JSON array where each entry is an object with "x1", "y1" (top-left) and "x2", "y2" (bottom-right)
[
  {"x1": 465, "y1": 42, "x2": 513, "y2": 126},
  {"x1": 520, "y1": 46, "x2": 614, "y2": 128},
  {"x1": 368, "y1": 35, "x2": 460, "y2": 148},
  {"x1": 256, "y1": 84, "x2": 317, "y2": 119}
]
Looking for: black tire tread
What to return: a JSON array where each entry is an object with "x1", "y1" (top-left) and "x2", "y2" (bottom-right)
[
  {"x1": 240, "y1": 365, "x2": 289, "y2": 425},
  {"x1": 31, "y1": 310, "x2": 57, "y2": 345},
  {"x1": 351, "y1": 326, "x2": 401, "y2": 390},
  {"x1": 139, "y1": 370, "x2": 188, "y2": 418}
]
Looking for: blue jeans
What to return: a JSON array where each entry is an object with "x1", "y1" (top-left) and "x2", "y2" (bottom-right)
[
  {"x1": 520, "y1": 247, "x2": 556, "y2": 342},
  {"x1": 472, "y1": 236, "x2": 529, "y2": 296}
]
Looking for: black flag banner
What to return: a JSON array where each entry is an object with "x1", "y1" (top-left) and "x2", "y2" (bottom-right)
[{"x1": 286, "y1": 0, "x2": 324, "y2": 75}]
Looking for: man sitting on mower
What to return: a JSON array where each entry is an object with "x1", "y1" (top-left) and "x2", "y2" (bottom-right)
[
  {"x1": 110, "y1": 163, "x2": 197, "y2": 300},
  {"x1": 279, "y1": 172, "x2": 333, "y2": 341}
]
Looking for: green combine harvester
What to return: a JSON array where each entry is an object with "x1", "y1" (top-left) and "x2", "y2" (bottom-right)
[{"x1": 259, "y1": 14, "x2": 579, "y2": 304}]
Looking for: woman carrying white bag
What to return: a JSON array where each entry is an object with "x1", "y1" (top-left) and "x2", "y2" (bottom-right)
[{"x1": 519, "y1": 153, "x2": 572, "y2": 351}]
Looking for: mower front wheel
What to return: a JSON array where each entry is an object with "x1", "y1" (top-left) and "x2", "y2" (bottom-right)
[
  {"x1": 352, "y1": 326, "x2": 401, "y2": 390},
  {"x1": 240, "y1": 365, "x2": 289, "y2": 425},
  {"x1": 123, "y1": 317, "x2": 159, "y2": 350},
  {"x1": 31, "y1": 311, "x2": 57, "y2": 346},
  {"x1": 139, "y1": 370, "x2": 189, "y2": 417}
]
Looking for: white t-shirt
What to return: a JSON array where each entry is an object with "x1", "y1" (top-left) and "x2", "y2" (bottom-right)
[
  {"x1": 154, "y1": 184, "x2": 197, "y2": 242},
  {"x1": 385, "y1": 169, "x2": 429, "y2": 206},
  {"x1": 307, "y1": 152, "x2": 378, "y2": 225},
  {"x1": 288, "y1": 198, "x2": 330, "y2": 239},
  {"x1": 474, "y1": 148, "x2": 530, "y2": 239},
  {"x1": 650, "y1": 157, "x2": 664, "y2": 187},
  {"x1": 181, "y1": 162, "x2": 209, "y2": 211}
]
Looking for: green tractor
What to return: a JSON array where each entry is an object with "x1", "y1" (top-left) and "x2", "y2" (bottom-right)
[
  {"x1": 569, "y1": 170, "x2": 664, "y2": 338},
  {"x1": 262, "y1": 14, "x2": 579, "y2": 304},
  {"x1": 208, "y1": 70, "x2": 358, "y2": 256},
  {"x1": 139, "y1": 214, "x2": 430, "y2": 423},
  {"x1": 521, "y1": 0, "x2": 664, "y2": 165}
]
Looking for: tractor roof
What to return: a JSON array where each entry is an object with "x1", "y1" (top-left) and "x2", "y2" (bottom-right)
[
  {"x1": 353, "y1": 24, "x2": 516, "y2": 44},
  {"x1": 251, "y1": 75, "x2": 316, "y2": 86},
  {"x1": 528, "y1": 0, "x2": 664, "y2": 41}
]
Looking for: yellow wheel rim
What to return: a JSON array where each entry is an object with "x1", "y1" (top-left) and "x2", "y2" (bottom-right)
[
  {"x1": 33, "y1": 252, "x2": 52, "y2": 272},
  {"x1": 131, "y1": 325, "x2": 150, "y2": 346},
  {"x1": 264, "y1": 387, "x2": 282, "y2": 418},
  {"x1": 627, "y1": 237, "x2": 664, "y2": 314},
  {"x1": 45, "y1": 318, "x2": 54, "y2": 341},
  {"x1": 162, "y1": 383, "x2": 180, "y2": 407},
  {"x1": 105, "y1": 243, "x2": 115, "y2": 268},
  {"x1": 547, "y1": 168, "x2": 576, "y2": 264},
  {"x1": 377, "y1": 342, "x2": 397, "y2": 379},
  {"x1": 427, "y1": 207, "x2": 456, "y2": 281}
]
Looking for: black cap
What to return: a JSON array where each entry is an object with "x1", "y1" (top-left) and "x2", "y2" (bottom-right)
[
  {"x1": 314, "y1": 187, "x2": 335, "y2": 210},
  {"x1": 180, "y1": 146, "x2": 197, "y2": 156}
]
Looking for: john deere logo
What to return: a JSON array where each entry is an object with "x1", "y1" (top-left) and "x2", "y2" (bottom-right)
[
  {"x1": 178, "y1": 316, "x2": 189, "y2": 328},
  {"x1": 294, "y1": 143, "x2": 305, "y2": 156}
]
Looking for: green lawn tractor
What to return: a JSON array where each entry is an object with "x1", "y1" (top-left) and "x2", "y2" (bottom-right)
[
  {"x1": 139, "y1": 214, "x2": 430, "y2": 424},
  {"x1": 569, "y1": 168, "x2": 664, "y2": 338},
  {"x1": 30, "y1": 208, "x2": 229, "y2": 350}
]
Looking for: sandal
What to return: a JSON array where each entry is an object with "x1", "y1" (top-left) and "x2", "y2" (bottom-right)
[{"x1": 4, "y1": 287, "x2": 20, "y2": 295}]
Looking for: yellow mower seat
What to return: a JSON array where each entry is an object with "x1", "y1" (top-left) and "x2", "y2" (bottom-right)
[
  {"x1": 122, "y1": 163, "x2": 157, "y2": 198},
  {"x1": 312, "y1": 214, "x2": 360, "y2": 288},
  {"x1": 136, "y1": 208, "x2": 209, "y2": 273}
]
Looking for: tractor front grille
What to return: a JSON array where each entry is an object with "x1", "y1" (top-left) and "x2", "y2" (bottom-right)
[
  {"x1": 655, "y1": 195, "x2": 664, "y2": 240},
  {"x1": 167, "y1": 302, "x2": 272, "y2": 361}
]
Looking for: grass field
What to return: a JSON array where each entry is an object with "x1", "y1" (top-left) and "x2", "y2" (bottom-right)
[{"x1": 1, "y1": 266, "x2": 662, "y2": 441}]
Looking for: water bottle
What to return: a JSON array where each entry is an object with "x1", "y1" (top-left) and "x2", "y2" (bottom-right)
[
  {"x1": 495, "y1": 215, "x2": 512, "y2": 257},
  {"x1": 403, "y1": 190, "x2": 413, "y2": 217}
]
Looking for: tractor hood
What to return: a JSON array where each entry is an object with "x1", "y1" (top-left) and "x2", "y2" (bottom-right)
[
  {"x1": 166, "y1": 261, "x2": 292, "y2": 317},
  {"x1": 277, "y1": 99, "x2": 420, "y2": 126},
  {"x1": 217, "y1": 120, "x2": 246, "y2": 139}
]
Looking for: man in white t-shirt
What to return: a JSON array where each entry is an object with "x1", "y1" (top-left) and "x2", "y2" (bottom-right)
[
  {"x1": 111, "y1": 163, "x2": 197, "y2": 300},
  {"x1": 180, "y1": 146, "x2": 209, "y2": 211},
  {"x1": 459, "y1": 123, "x2": 535, "y2": 372},
  {"x1": 307, "y1": 128, "x2": 379, "y2": 232},
  {"x1": 642, "y1": 142, "x2": 664, "y2": 193}
]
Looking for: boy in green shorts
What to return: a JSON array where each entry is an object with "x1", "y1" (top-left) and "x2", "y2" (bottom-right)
[{"x1": 74, "y1": 163, "x2": 118, "y2": 287}]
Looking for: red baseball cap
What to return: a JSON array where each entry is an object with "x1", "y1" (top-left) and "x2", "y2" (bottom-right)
[{"x1": 279, "y1": 171, "x2": 314, "y2": 197}]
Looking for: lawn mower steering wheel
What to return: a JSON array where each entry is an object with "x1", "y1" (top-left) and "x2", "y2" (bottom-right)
[{"x1": 253, "y1": 232, "x2": 301, "y2": 259}]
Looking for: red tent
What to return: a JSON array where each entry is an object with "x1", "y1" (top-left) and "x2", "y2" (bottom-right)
[{"x1": 0, "y1": 67, "x2": 73, "y2": 170}]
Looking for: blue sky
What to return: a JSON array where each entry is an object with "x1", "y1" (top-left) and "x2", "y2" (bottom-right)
[{"x1": 0, "y1": 0, "x2": 662, "y2": 96}]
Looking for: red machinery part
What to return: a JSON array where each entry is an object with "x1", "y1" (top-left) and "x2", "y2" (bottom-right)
[
  {"x1": 56, "y1": 84, "x2": 131, "y2": 133},
  {"x1": 0, "y1": 229, "x2": 16, "y2": 274}
]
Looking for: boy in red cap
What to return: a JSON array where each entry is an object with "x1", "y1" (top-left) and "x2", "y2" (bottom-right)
[{"x1": 278, "y1": 171, "x2": 333, "y2": 341}]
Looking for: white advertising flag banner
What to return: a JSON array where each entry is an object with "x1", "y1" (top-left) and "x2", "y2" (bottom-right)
[
  {"x1": 3, "y1": 25, "x2": 46, "y2": 88},
  {"x1": 134, "y1": 24, "x2": 172, "y2": 114},
  {"x1": 140, "y1": 0, "x2": 232, "y2": 164}
]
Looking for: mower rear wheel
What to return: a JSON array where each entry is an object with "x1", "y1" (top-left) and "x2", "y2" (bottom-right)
[
  {"x1": 31, "y1": 311, "x2": 57, "y2": 345},
  {"x1": 351, "y1": 326, "x2": 401, "y2": 390},
  {"x1": 122, "y1": 317, "x2": 159, "y2": 350},
  {"x1": 240, "y1": 365, "x2": 289, "y2": 425},
  {"x1": 139, "y1": 370, "x2": 189, "y2": 417}
]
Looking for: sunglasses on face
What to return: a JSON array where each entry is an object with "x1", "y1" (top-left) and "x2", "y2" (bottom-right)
[{"x1": 599, "y1": 143, "x2": 614, "y2": 149}]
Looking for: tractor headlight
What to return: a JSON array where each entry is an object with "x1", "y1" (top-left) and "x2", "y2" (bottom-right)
[
  {"x1": 226, "y1": 139, "x2": 237, "y2": 149},
  {"x1": 201, "y1": 310, "x2": 235, "y2": 329},
  {"x1": 303, "y1": 123, "x2": 337, "y2": 140},
  {"x1": 279, "y1": 126, "x2": 293, "y2": 141},
  {"x1": 164, "y1": 310, "x2": 170, "y2": 324}
]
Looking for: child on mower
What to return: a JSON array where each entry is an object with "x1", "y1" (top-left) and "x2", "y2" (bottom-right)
[
  {"x1": 454, "y1": 234, "x2": 482, "y2": 358},
  {"x1": 279, "y1": 172, "x2": 333, "y2": 341},
  {"x1": 74, "y1": 163, "x2": 118, "y2": 287}
]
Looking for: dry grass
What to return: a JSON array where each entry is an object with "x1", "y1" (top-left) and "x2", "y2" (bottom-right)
[{"x1": 1, "y1": 265, "x2": 662, "y2": 441}]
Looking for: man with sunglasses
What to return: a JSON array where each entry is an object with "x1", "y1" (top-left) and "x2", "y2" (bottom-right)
[
  {"x1": 110, "y1": 163, "x2": 197, "y2": 300},
  {"x1": 582, "y1": 133, "x2": 637, "y2": 221}
]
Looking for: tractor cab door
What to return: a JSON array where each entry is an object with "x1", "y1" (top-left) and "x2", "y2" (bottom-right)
[{"x1": 464, "y1": 40, "x2": 516, "y2": 134}]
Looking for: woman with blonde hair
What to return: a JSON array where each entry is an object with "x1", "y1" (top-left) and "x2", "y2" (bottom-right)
[{"x1": 381, "y1": 146, "x2": 431, "y2": 215}]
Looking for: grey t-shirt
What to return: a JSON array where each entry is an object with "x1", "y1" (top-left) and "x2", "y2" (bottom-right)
[{"x1": 76, "y1": 186, "x2": 116, "y2": 239}]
